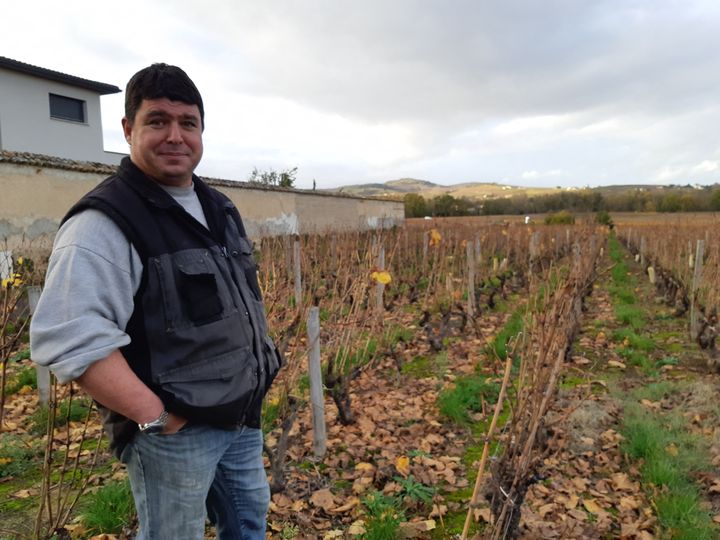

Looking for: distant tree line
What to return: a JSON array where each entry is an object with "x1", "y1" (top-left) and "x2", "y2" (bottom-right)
[{"x1": 404, "y1": 187, "x2": 720, "y2": 217}]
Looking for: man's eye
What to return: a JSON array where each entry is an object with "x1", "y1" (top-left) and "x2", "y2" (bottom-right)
[
  {"x1": 183, "y1": 121, "x2": 197, "y2": 128},
  {"x1": 149, "y1": 119, "x2": 165, "y2": 126}
]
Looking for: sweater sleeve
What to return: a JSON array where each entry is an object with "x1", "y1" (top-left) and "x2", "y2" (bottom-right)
[{"x1": 29, "y1": 210, "x2": 143, "y2": 383}]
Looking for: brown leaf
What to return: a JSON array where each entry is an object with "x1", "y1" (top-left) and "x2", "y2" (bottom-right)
[
  {"x1": 474, "y1": 507, "x2": 493, "y2": 523},
  {"x1": 328, "y1": 497, "x2": 360, "y2": 514},
  {"x1": 310, "y1": 488, "x2": 336, "y2": 512},
  {"x1": 582, "y1": 498, "x2": 604, "y2": 514},
  {"x1": 611, "y1": 472, "x2": 636, "y2": 492}
]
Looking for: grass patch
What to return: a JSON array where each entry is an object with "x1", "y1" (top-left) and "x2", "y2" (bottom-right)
[
  {"x1": 402, "y1": 352, "x2": 448, "y2": 379},
  {"x1": 621, "y1": 402, "x2": 716, "y2": 538},
  {"x1": 29, "y1": 398, "x2": 93, "y2": 435},
  {"x1": 0, "y1": 436, "x2": 44, "y2": 479},
  {"x1": 361, "y1": 491, "x2": 403, "y2": 540},
  {"x1": 614, "y1": 305, "x2": 646, "y2": 330},
  {"x1": 79, "y1": 479, "x2": 135, "y2": 536},
  {"x1": 438, "y1": 375, "x2": 501, "y2": 425},
  {"x1": 612, "y1": 328, "x2": 656, "y2": 351},
  {"x1": 4, "y1": 366, "x2": 37, "y2": 396},
  {"x1": 488, "y1": 310, "x2": 524, "y2": 361}
]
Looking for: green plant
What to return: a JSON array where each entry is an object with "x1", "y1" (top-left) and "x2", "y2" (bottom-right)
[
  {"x1": 4, "y1": 365, "x2": 37, "y2": 395},
  {"x1": 595, "y1": 210, "x2": 614, "y2": 228},
  {"x1": 0, "y1": 435, "x2": 43, "y2": 478},
  {"x1": 544, "y1": 211, "x2": 575, "y2": 225},
  {"x1": 395, "y1": 475, "x2": 434, "y2": 505},
  {"x1": 280, "y1": 523, "x2": 300, "y2": 539},
  {"x1": 80, "y1": 479, "x2": 135, "y2": 536},
  {"x1": 29, "y1": 398, "x2": 92, "y2": 435},
  {"x1": 489, "y1": 310, "x2": 524, "y2": 361},
  {"x1": 361, "y1": 491, "x2": 403, "y2": 540},
  {"x1": 438, "y1": 375, "x2": 501, "y2": 424}
]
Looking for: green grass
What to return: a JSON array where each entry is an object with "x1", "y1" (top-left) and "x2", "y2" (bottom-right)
[
  {"x1": 621, "y1": 401, "x2": 716, "y2": 539},
  {"x1": 0, "y1": 435, "x2": 44, "y2": 479},
  {"x1": 612, "y1": 328, "x2": 656, "y2": 351},
  {"x1": 401, "y1": 352, "x2": 448, "y2": 379},
  {"x1": 614, "y1": 305, "x2": 646, "y2": 330},
  {"x1": 488, "y1": 310, "x2": 524, "y2": 361},
  {"x1": 360, "y1": 491, "x2": 403, "y2": 540},
  {"x1": 438, "y1": 375, "x2": 501, "y2": 425},
  {"x1": 29, "y1": 398, "x2": 93, "y2": 435},
  {"x1": 79, "y1": 479, "x2": 135, "y2": 536},
  {"x1": 3, "y1": 366, "x2": 37, "y2": 395}
]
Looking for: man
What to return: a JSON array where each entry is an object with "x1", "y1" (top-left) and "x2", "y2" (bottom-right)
[{"x1": 30, "y1": 64, "x2": 281, "y2": 539}]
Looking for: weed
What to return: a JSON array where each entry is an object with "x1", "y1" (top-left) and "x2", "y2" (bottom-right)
[
  {"x1": 280, "y1": 523, "x2": 300, "y2": 539},
  {"x1": 489, "y1": 310, "x2": 524, "y2": 361},
  {"x1": 614, "y1": 305, "x2": 645, "y2": 330},
  {"x1": 4, "y1": 365, "x2": 37, "y2": 395},
  {"x1": 612, "y1": 328, "x2": 655, "y2": 351},
  {"x1": 438, "y1": 375, "x2": 501, "y2": 425},
  {"x1": 0, "y1": 435, "x2": 43, "y2": 478},
  {"x1": 80, "y1": 479, "x2": 135, "y2": 536},
  {"x1": 395, "y1": 475, "x2": 434, "y2": 505},
  {"x1": 402, "y1": 352, "x2": 448, "y2": 379},
  {"x1": 29, "y1": 398, "x2": 92, "y2": 435},
  {"x1": 361, "y1": 491, "x2": 403, "y2": 540}
]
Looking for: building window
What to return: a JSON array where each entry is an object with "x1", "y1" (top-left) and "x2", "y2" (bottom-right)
[{"x1": 49, "y1": 93, "x2": 86, "y2": 123}]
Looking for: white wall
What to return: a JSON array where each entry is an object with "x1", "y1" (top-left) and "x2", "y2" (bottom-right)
[{"x1": 0, "y1": 69, "x2": 121, "y2": 165}]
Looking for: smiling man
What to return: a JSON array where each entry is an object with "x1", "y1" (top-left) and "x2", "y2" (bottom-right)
[{"x1": 30, "y1": 64, "x2": 281, "y2": 539}]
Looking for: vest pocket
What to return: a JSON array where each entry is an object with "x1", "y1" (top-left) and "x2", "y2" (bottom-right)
[
  {"x1": 178, "y1": 269, "x2": 223, "y2": 324},
  {"x1": 156, "y1": 347, "x2": 258, "y2": 425}
]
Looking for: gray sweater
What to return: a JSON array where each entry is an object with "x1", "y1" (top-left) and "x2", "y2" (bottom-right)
[{"x1": 30, "y1": 183, "x2": 208, "y2": 383}]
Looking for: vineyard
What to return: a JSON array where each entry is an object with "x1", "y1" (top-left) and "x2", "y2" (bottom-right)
[{"x1": 1, "y1": 214, "x2": 719, "y2": 539}]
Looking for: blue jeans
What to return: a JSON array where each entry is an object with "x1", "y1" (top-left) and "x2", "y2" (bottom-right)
[{"x1": 121, "y1": 424, "x2": 270, "y2": 540}]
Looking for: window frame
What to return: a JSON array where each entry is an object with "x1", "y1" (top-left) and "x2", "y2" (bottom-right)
[{"x1": 49, "y1": 93, "x2": 87, "y2": 124}]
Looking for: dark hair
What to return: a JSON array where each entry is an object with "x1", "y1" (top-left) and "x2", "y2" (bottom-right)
[{"x1": 125, "y1": 63, "x2": 204, "y2": 127}]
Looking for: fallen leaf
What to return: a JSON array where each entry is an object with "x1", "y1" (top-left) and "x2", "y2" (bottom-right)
[
  {"x1": 582, "y1": 498, "x2": 603, "y2": 514},
  {"x1": 665, "y1": 443, "x2": 679, "y2": 457},
  {"x1": 310, "y1": 488, "x2": 336, "y2": 512},
  {"x1": 396, "y1": 456, "x2": 410, "y2": 477},
  {"x1": 474, "y1": 507, "x2": 493, "y2": 523},
  {"x1": 608, "y1": 360, "x2": 626, "y2": 369},
  {"x1": 322, "y1": 531, "x2": 343, "y2": 539},
  {"x1": 13, "y1": 489, "x2": 32, "y2": 499},
  {"x1": 348, "y1": 520, "x2": 366, "y2": 535},
  {"x1": 328, "y1": 497, "x2": 360, "y2": 514},
  {"x1": 564, "y1": 495, "x2": 579, "y2": 510}
]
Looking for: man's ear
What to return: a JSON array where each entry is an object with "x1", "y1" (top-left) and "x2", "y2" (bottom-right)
[{"x1": 122, "y1": 117, "x2": 132, "y2": 144}]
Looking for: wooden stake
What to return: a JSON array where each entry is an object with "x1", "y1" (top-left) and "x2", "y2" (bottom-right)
[
  {"x1": 307, "y1": 306, "x2": 326, "y2": 458},
  {"x1": 293, "y1": 238, "x2": 302, "y2": 309},
  {"x1": 690, "y1": 239, "x2": 705, "y2": 341},
  {"x1": 461, "y1": 354, "x2": 513, "y2": 540}
]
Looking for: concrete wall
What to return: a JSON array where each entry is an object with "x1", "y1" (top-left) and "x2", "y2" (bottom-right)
[
  {"x1": 0, "y1": 156, "x2": 404, "y2": 245},
  {"x1": 0, "y1": 69, "x2": 121, "y2": 165}
]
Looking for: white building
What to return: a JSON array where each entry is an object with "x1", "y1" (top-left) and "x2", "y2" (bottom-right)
[{"x1": 0, "y1": 56, "x2": 124, "y2": 165}]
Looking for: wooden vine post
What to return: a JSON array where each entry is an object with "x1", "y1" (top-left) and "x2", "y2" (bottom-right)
[
  {"x1": 376, "y1": 241, "x2": 385, "y2": 312},
  {"x1": 690, "y1": 239, "x2": 705, "y2": 341},
  {"x1": 306, "y1": 306, "x2": 326, "y2": 458},
  {"x1": 466, "y1": 241, "x2": 475, "y2": 317},
  {"x1": 293, "y1": 237, "x2": 302, "y2": 309}
]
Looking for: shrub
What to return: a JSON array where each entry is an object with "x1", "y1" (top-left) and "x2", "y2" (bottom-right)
[{"x1": 544, "y1": 211, "x2": 575, "y2": 225}]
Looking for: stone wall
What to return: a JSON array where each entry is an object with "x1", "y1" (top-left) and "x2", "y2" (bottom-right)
[{"x1": 0, "y1": 152, "x2": 404, "y2": 246}]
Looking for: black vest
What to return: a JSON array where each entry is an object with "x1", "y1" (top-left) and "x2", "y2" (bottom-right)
[{"x1": 64, "y1": 158, "x2": 281, "y2": 456}]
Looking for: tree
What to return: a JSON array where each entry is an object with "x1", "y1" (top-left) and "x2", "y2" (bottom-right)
[
  {"x1": 403, "y1": 193, "x2": 428, "y2": 217},
  {"x1": 248, "y1": 166, "x2": 298, "y2": 188}
]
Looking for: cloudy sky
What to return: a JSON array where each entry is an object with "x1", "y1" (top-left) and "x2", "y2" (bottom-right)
[{"x1": 3, "y1": 0, "x2": 720, "y2": 189}]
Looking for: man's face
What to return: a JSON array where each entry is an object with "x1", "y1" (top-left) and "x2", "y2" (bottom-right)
[{"x1": 122, "y1": 98, "x2": 203, "y2": 187}]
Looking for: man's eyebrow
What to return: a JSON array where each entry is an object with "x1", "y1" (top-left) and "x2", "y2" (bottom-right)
[{"x1": 144, "y1": 110, "x2": 199, "y2": 122}]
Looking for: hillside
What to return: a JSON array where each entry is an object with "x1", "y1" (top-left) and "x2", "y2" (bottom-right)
[{"x1": 327, "y1": 178, "x2": 561, "y2": 200}]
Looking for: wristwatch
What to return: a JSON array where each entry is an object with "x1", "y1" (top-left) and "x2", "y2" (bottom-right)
[{"x1": 138, "y1": 410, "x2": 169, "y2": 434}]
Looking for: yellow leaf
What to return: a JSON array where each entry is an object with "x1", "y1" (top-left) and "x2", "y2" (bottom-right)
[
  {"x1": 348, "y1": 520, "x2": 366, "y2": 535},
  {"x1": 395, "y1": 456, "x2": 410, "y2": 477},
  {"x1": 582, "y1": 498, "x2": 603, "y2": 514},
  {"x1": 370, "y1": 270, "x2": 392, "y2": 284},
  {"x1": 665, "y1": 443, "x2": 679, "y2": 457},
  {"x1": 0, "y1": 458, "x2": 12, "y2": 466},
  {"x1": 608, "y1": 360, "x2": 626, "y2": 369},
  {"x1": 429, "y1": 229, "x2": 442, "y2": 247}
]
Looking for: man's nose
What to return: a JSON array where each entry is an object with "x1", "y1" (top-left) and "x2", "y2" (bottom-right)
[{"x1": 166, "y1": 121, "x2": 183, "y2": 143}]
